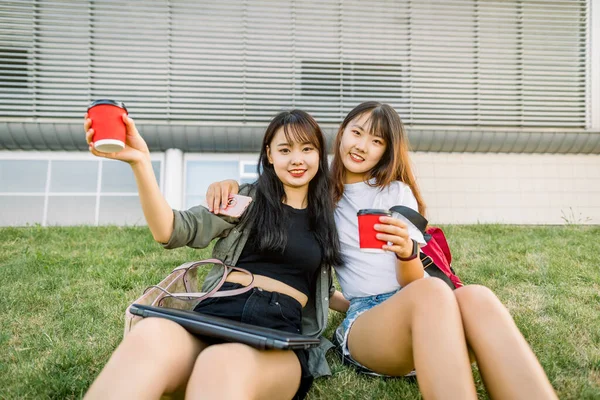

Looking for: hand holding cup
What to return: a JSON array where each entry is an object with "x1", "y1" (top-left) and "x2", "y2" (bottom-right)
[
  {"x1": 85, "y1": 112, "x2": 150, "y2": 166},
  {"x1": 357, "y1": 209, "x2": 413, "y2": 259},
  {"x1": 374, "y1": 216, "x2": 414, "y2": 259}
]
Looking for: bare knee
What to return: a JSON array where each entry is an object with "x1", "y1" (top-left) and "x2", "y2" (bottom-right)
[
  {"x1": 125, "y1": 317, "x2": 189, "y2": 361},
  {"x1": 196, "y1": 342, "x2": 258, "y2": 371},
  {"x1": 384, "y1": 278, "x2": 459, "y2": 324},
  {"x1": 189, "y1": 343, "x2": 259, "y2": 398},
  {"x1": 455, "y1": 285, "x2": 500, "y2": 308},
  {"x1": 129, "y1": 317, "x2": 187, "y2": 342},
  {"x1": 405, "y1": 277, "x2": 457, "y2": 306},
  {"x1": 455, "y1": 284, "x2": 506, "y2": 316}
]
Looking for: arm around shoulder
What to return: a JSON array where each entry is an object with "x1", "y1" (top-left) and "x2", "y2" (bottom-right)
[{"x1": 162, "y1": 183, "x2": 254, "y2": 249}]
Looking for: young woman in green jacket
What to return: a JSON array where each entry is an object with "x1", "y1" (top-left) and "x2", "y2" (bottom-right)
[{"x1": 83, "y1": 110, "x2": 342, "y2": 399}]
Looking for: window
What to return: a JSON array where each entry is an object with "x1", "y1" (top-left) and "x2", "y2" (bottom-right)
[
  {"x1": 240, "y1": 161, "x2": 259, "y2": 185},
  {"x1": 0, "y1": 153, "x2": 163, "y2": 226},
  {"x1": 0, "y1": 160, "x2": 48, "y2": 226},
  {"x1": 185, "y1": 160, "x2": 240, "y2": 208},
  {"x1": 184, "y1": 155, "x2": 259, "y2": 208}
]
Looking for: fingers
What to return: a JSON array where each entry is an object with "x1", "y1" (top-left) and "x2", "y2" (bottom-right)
[
  {"x1": 206, "y1": 185, "x2": 215, "y2": 212},
  {"x1": 227, "y1": 180, "x2": 240, "y2": 195},
  {"x1": 212, "y1": 188, "x2": 222, "y2": 214},
  {"x1": 84, "y1": 114, "x2": 94, "y2": 145},
  {"x1": 378, "y1": 216, "x2": 407, "y2": 230},
  {"x1": 87, "y1": 141, "x2": 110, "y2": 159},
  {"x1": 382, "y1": 240, "x2": 415, "y2": 257},
  {"x1": 220, "y1": 185, "x2": 231, "y2": 211},
  {"x1": 84, "y1": 116, "x2": 91, "y2": 132},
  {"x1": 207, "y1": 181, "x2": 239, "y2": 213},
  {"x1": 122, "y1": 114, "x2": 138, "y2": 136},
  {"x1": 85, "y1": 128, "x2": 94, "y2": 145},
  {"x1": 207, "y1": 184, "x2": 221, "y2": 213},
  {"x1": 212, "y1": 187, "x2": 223, "y2": 213},
  {"x1": 374, "y1": 223, "x2": 408, "y2": 239},
  {"x1": 377, "y1": 230, "x2": 410, "y2": 243},
  {"x1": 375, "y1": 216, "x2": 411, "y2": 255}
]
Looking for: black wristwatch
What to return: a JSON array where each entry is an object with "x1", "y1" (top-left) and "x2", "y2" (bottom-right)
[{"x1": 397, "y1": 239, "x2": 418, "y2": 262}]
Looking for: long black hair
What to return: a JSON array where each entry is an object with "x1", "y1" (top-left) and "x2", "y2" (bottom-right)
[{"x1": 241, "y1": 110, "x2": 342, "y2": 267}]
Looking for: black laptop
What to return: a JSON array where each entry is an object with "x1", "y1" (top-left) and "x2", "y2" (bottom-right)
[{"x1": 129, "y1": 304, "x2": 320, "y2": 351}]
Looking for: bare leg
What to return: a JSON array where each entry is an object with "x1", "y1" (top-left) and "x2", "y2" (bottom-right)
[
  {"x1": 347, "y1": 278, "x2": 477, "y2": 400},
  {"x1": 85, "y1": 318, "x2": 208, "y2": 399},
  {"x1": 454, "y1": 285, "x2": 558, "y2": 400},
  {"x1": 186, "y1": 342, "x2": 302, "y2": 400}
]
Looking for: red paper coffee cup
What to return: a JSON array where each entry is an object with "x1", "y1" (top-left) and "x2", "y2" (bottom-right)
[
  {"x1": 357, "y1": 209, "x2": 392, "y2": 253},
  {"x1": 88, "y1": 99, "x2": 128, "y2": 153}
]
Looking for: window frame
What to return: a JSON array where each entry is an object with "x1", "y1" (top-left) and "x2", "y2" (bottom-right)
[
  {"x1": 183, "y1": 153, "x2": 259, "y2": 208},
  {"x1": 0, "y1": 151, "x2": 164, "y2": 226}
]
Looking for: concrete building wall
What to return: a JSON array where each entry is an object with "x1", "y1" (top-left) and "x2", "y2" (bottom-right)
[
  {"x1": 2, "y1": 150, "x2": 597, "y2": 227},
  {"x1": 413, "y1": 153, "x2": 600, "y2": 224}
]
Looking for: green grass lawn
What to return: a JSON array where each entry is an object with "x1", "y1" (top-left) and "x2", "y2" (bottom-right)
[{"x1": 1, "y1": 225, "x2": 599, "y2": 399}]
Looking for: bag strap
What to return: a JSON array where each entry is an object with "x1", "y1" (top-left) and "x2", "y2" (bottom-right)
[
  {"x1": 146, "y1": 258, "x2": 255, "y2": 307},
  {"x1": 420, "y1": 253, "x2": 434, "y2": 270},
  {"x1": 171, "y1": 258, "x2": 224, "y2": 272}
]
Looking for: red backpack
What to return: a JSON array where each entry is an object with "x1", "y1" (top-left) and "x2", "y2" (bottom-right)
[{"x1": 420, "y1": 227, "x2": 463, "y2": 289}]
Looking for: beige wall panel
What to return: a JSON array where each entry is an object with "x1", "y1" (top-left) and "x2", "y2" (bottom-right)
[{"x1": 412, "y1": 153, "x2": 600, "y2": 225}]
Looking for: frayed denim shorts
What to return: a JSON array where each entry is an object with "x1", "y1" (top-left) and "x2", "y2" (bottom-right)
[{"x1": 333, "y1": 289, "x2": 416, "y2": 377}]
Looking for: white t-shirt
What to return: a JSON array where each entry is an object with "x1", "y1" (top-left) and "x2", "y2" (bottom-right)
[{"x1": 334, "y1": 180, "x2": 424, "y2": 300}]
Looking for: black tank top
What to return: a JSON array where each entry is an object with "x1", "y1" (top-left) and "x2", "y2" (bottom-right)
[{"x1": 236, "y1": 204, "x2": 322, "y2": 297}]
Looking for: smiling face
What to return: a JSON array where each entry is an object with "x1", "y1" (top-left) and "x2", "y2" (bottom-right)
[
  {"x1": 338, "y1": 112, "x2": 387, "y2": 184},
  {"x1": 266, "y1": 126, "x2": 320, "y2": 193}
]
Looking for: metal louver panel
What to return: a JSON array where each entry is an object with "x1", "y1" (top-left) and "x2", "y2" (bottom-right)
[
  {"x1": 0, "y1": 1, "x2": 34, "y2": 115},
  {"x1": 1, "y1": 122, "x2": 599, "y2": 154},
  {"x1": 0, "y1": 0, "x2": 590, "y2": 128}
]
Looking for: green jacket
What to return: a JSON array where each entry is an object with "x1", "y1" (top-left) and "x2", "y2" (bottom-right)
[{"x1": 162, "y1": 184, "x2": 335, "y2": 378}]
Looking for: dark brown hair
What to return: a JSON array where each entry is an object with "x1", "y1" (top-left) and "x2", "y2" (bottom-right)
[{"x1": 330, "y1": 101, "x2": 426, "y2": 216}]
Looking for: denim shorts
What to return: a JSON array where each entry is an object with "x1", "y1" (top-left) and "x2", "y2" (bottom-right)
[
  {"x1": 333, "y1": 289, "x2": 416, "y2": 377},
  {"x1": 193, "y1": 282, "x2": 312, "y2": 400}
]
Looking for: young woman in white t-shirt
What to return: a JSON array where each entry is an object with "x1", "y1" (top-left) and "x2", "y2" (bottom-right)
[{"x1": 207, "y1": 102, "x2": 557, "y2": 400}]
